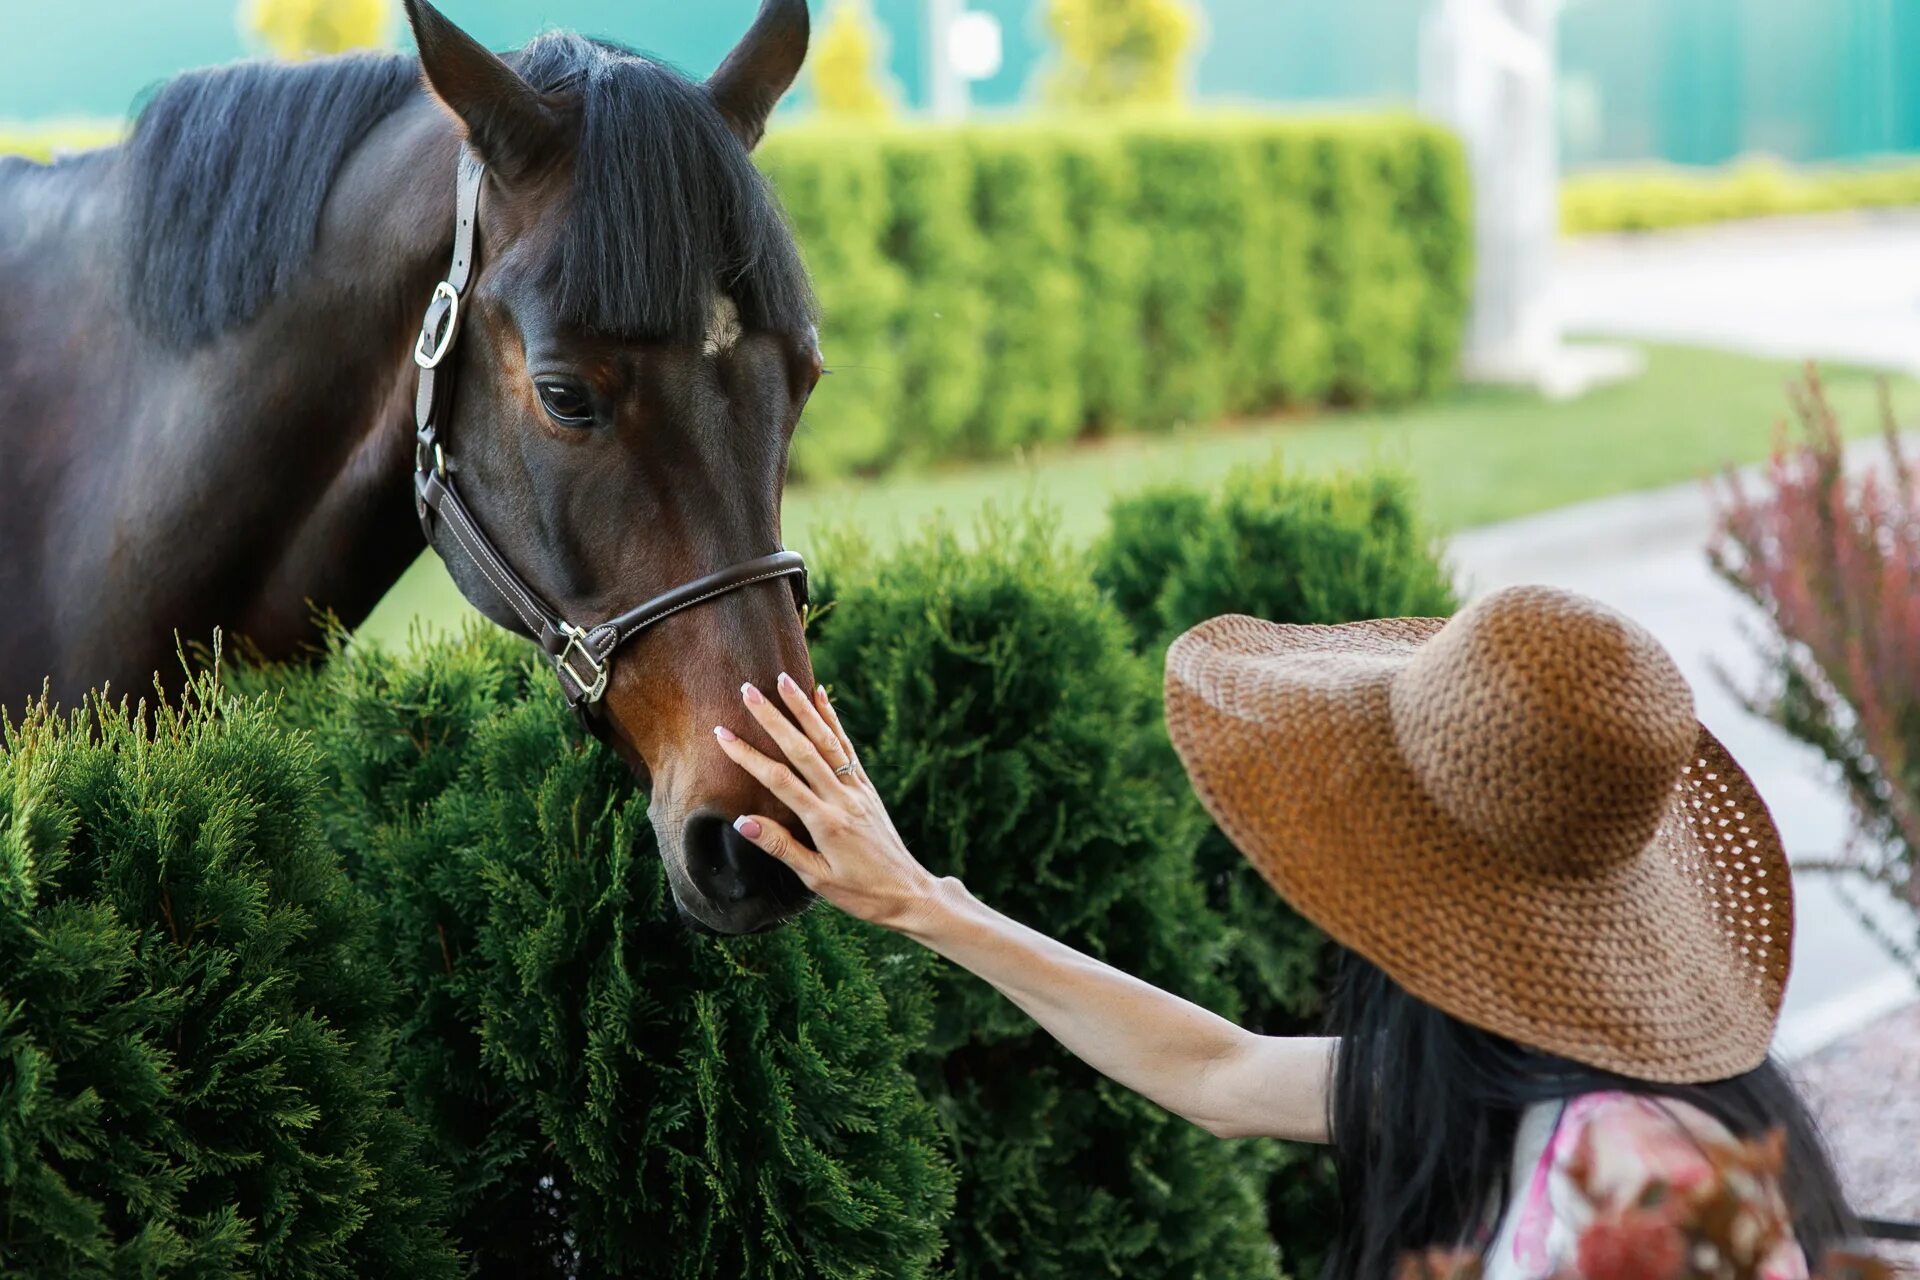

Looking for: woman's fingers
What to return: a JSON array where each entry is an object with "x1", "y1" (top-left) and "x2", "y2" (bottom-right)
[
  {"x1": 738, "y1": 682, "x2": 838, "y2": 792},
  {"x1": 712, "y1": 724, "x2": 829, "y2": 823},
  {"x1": 774, "y1": 672, "x2": 851, "y2": 777},
  {"x1": 730, "y1": 814, "x2": 827, "y2": 883},
  {"x1": 812, "y1": 684, "x2": 862, "y2": 777}
]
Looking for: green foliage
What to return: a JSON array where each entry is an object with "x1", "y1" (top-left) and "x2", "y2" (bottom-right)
[
  {"x1": 759, "y1": 113, "x2": 1472, "y2": 476},
  {"x1": 1563, "y1": 156, "x2": 1920, "y2": 234},
  {"x1": 807, "y1": 514, "x2": 1279, "y2": 1280},
  {"x1": 1094, "y1": 460, "x2": 1457, "y2": 1273},
  {"x1": 0, "y1": 677, "x2": 458, "y2": 1280},
  {"x1": 252, "y1": 628, "x2": 954, "y2": 1278},
  {"x1": 1044, "y1": 0, "x2": 1200, "y2": 109},
  {"x1": 810, "y1": 0, "x2": 897, "y2": 120}
]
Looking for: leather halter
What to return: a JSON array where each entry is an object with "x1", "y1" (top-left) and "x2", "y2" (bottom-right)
[{"x1": 411, "y1": 152, "x2": 808, "y2": 721}]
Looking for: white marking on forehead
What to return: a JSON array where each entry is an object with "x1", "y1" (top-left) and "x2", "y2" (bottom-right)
[{"x1": 703, "y1": 294, "x2": 742, "y2": 357}]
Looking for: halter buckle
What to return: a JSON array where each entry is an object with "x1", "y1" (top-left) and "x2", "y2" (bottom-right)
[
  {"x1": 555, "y1": 622, "x2": 609, "y2": 705},
  {"x1": 415, "y1": 439, "x2": 448, "y2": 479},
  {"x1": 414, "y1": 281, "x2": 461, "y2": 369}
]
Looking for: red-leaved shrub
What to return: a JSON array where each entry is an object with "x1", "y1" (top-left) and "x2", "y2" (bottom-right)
[{"x1": 1710, "y1": 368, "x2": 1920, "y2": 973}]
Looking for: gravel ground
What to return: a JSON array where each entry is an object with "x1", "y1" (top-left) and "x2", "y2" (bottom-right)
[{"x1": 1794, "y1": 999, "x2": 1920, "y2": 1269}]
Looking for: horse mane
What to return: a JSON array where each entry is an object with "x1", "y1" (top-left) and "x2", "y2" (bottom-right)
[{"x1": 126, "y1": 33, "x2": 814, "y2": 350}]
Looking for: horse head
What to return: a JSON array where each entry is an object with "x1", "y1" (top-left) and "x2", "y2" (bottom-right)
[{"x1": 404, "y1": 0, "x2": 822, "y2": 935}]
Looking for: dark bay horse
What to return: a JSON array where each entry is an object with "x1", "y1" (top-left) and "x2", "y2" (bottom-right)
[{"x1": 0, "y1": 0, "x2": 826, "y2": 934}]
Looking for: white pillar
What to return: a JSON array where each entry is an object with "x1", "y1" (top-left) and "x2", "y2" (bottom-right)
[{"x1": 927, "y1": 0, "x2": 970, "y2": 120}]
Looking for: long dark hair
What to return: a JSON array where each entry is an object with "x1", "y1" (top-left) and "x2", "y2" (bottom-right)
[{"x1": 1322, "y1": 949, "x2": 1853, "y2": 1280}]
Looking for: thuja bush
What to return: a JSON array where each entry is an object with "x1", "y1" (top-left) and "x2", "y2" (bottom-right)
[
  {"x1": 1094, "y1": 461, "x2": 1457, "y2": 1272},
  {"x1": 251, "y1": 628, "x2": 953, "y2": 1278},
  {"x1": 1712, "y1": 371, "x2": 1920, "y2": 973},
  {"x1": 807, "y1": 515, "x2": 1280, "y2": 1280},
  {"x1": 0, "y1": 677, "x2": 458, "y2": 1279}
]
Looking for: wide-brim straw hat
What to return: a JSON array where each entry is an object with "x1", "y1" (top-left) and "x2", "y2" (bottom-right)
[{"x1": 1165, "y1": 584, "x2": 1792, "y2": 1084}]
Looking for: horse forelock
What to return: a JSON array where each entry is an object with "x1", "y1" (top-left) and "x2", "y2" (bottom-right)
[{"x1": 516, "y1": 33, "x2": 816, "y2": 346}]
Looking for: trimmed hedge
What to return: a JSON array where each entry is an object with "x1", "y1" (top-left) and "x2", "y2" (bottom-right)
[
  {"x1": 808, "y1": 516, "x2": 1280, "y2": 1280},
  {"x1": 1562, "y1": 157, "x2": 1920, "y2": 235},
  {"x1": 0, "y1": 680, "x2": 458, "y2": 1280},
  {"x1": 251, "y1": 628, "x2": 955, "y2": 1279},
  {"x1": 763, "y1": 115, "x2": 1472, "y2": 477}
]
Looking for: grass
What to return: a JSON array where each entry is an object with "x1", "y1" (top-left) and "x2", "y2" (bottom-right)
[{"x1": 359, "y1": 342, "x2": 1918, "y2": 646}]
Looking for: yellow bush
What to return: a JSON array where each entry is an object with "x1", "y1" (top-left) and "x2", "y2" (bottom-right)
[
  {"x1": 0, "y1": 120, "x2": 122, "y2": 161},
  {"x1": 1563, "y1": 157, "x2": 1920, "y2": 234},
  {"x1": 243, "y1": 0, "x2": 393, "y2": 60},
  {"x1": 811, "y1": 0, "x2": 895, "y2": 120},
  {"x1": 1044, "y1": 0, "x2": 1200, "y2": 109}
]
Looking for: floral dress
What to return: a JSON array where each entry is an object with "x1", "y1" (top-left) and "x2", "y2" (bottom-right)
[{"x1": 1481, "y1": 1092, "x2": 1811, "y2": 1280}]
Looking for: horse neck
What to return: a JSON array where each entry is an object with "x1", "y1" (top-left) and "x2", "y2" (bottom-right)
[{"x1": 149, "y1": 102, "x2": 464, "y2": 655}]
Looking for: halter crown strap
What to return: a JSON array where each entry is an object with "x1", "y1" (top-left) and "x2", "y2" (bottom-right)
[{"x1": 410, "y1": 150, "x2": 807, "y2": 714}]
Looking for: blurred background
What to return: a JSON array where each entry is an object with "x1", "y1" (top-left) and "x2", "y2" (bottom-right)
[
  {"x1": 4, "y1": 0, "x2": 1919, "y2": 1231},
  {"x1": 7, "y1": 0, "x2": 1920, "y2": 166}
]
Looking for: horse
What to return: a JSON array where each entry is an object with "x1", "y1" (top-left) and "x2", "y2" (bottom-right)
[{"x1": 0, "y1": 0, "x2": 827, "y2": 936}]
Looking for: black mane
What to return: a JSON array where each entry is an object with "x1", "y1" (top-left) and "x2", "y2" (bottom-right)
[{"x1": 126, "y1": 33, "x2": 814, "y2": 349}]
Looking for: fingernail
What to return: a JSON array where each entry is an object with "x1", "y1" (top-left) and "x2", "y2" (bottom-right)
[
  {"x1": 713, "y1": 725, "x2": 738, "y2": 743},
  {"x1": 815, "y1": 684, "x2": 829, "y2": 704},
  {"x1": 741, "y1": 682, "x2": 763, "y2": 705},
  {"x1": 734, "y1": 816, "x2": 762, "y2": 840},
  {"x1": 777, "y1": 672, "x2": 798, "y2": 695}
]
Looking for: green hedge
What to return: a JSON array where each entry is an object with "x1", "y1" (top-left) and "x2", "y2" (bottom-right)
[
  {"x1": 251, "y1": 629, "x2": 955, "y2": 1280},
  {"x1": 0, "y1": 680, "x2": 459, "y2": 1280},
  {"x1": 6, "y1": 456, "x2": 1461, "y2": 1278},
  {"x1": 807, "y1": 517, "x2": 1280, "y2": 1280},
  {"x1": 1562, "y1": 157, "x2": 1920, "y2": 234},
  {"x1": 763, "y1": 115, "x2": 1472, "y2": 477}
]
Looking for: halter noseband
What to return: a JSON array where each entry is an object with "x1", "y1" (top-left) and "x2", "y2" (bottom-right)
[{"x1": 411, "y1": 151, "x2": 808, "y2": 720}]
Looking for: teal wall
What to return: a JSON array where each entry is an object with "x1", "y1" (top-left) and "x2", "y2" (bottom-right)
[{"x1": 4, "y1": 0, "x2": 1919, "y2": 166}]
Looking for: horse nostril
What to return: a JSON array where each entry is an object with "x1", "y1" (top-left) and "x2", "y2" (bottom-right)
[
  {"x1": 684, "y1": 812, "x2": 750, "y2": 902},
  {"x1": 677, "y1": 810, "x2": 811, "y2": 933}
]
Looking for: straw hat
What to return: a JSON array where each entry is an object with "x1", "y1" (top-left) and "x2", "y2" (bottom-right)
[{"x1": 1164, "y1": 584, "x2": 1792, "y2": 1084}]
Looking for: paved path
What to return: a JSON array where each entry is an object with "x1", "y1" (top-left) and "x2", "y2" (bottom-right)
[
  {"x1": 1455, "y1": 212, "x2": 1920, "y2": 1055},
  {"x1": 1555, "y1": 210, "x2": 1920, "y2": 377}
]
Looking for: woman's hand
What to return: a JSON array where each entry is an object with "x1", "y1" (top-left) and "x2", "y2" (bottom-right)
[
  {"x1": 716, "y1": 674, "x2": 1332, "y2": 1144},
  {"x1": 713, "y1": 674, "x2": 944, "y2": 933}
]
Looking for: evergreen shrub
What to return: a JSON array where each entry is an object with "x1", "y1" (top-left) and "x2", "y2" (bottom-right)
[
  {"x1": 0, "y1": 678, "x2": 458, "y2": 1280},
  {"x1": 807, "y1": 515, "x2": 1279, "y2": 1280},
  {"x1": 759, "y1": 113, "x2": 1471, "y2": 477},
  {"x1": 254, "y1": 628, "x2": 954, "y2": 1279},
  {"x1": 1094, "y1": 460, "x2": 1458, "y2": 1272}
]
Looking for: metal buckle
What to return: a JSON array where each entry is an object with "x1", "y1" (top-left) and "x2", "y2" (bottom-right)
[
  {"x1": 414, "y1": 281, "x2": 461, "y2": 369},
  {"x1": 555, "y1": 622, "x2": 609, "y2": 704},
  {"x1": 414, "y1": 439, "x2": 448, "y2": 479}
]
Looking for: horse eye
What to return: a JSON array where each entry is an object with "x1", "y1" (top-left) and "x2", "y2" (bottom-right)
[{"x1": 536, "y1": 379, "x2": 595, "y2": 427}]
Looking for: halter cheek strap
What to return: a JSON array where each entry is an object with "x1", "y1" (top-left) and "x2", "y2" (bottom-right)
[{"x1": 411, "y1": 150, "x2": 808, "y2": 716}]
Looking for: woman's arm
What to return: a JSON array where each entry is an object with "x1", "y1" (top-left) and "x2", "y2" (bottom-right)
[{"x1": 713, "y1": 673, "x2": 1333, "y2": 1145}]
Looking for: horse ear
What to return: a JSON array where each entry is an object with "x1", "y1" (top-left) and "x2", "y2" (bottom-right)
[
  {"x1": 405, "y1": 0, "x2": 564, "y2": 181},
  {"x1": 706, "y1": 0, "x2": 810, "y2": 151}
]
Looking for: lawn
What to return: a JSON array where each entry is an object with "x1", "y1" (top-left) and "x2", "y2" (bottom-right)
[{"x1": 360, "y1": 342, "x2": 1916, "y2": 646}]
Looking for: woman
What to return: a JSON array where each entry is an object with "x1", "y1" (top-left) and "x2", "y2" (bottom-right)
[{"x1": 714, "y1": 583, "x2": 1853, "y2": 1278}]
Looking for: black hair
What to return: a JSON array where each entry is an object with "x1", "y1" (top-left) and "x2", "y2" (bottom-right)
[
  {"x1": 124, "y1": 33, "x2": 813, "y2": 349},
  {"x1": 1322, "y1": 949, "x2": 1853, "y2": 1280}
]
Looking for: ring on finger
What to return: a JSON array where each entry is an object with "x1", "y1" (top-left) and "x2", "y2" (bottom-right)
[{"x1": 832, "y1": 762, "x2": 856, "y2": 779}]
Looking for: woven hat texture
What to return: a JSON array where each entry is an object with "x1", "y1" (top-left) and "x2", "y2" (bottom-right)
[{"x1": 1164, "y1": 584, "x2": 1791, "y2": 1083}]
